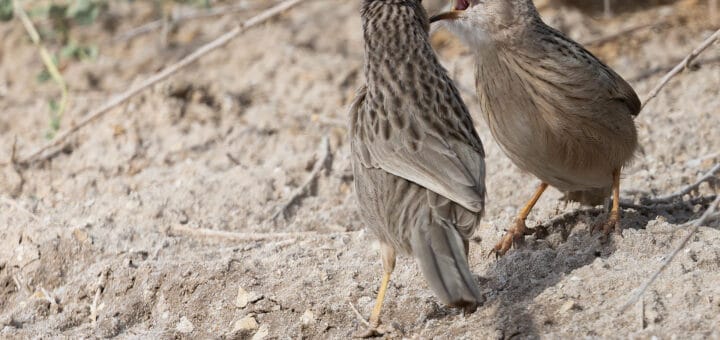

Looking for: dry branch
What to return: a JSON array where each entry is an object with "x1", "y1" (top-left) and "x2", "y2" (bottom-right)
[
  {"x1": 584, "y1": 22, "x2": 662, "y2": 47},
  {"x1": 16, "y1": 0, "x2": 305, "y2": 166},
  {"x1": 1, "y1": 196, "x2": 39, "y2": 221},
  {"x1": 348, "y1": 301, "x2": 372, "y2": 328},
  {"x1": 619, "y1": 195, "x2": 720, "y2": 313},
  {"x1": 646, "y1": 163, "x2": 720, "y2": 204},
  {"x1": 169, "y1": 224, "x2": 352, "y2": 242},
  {"x1": 112, "y1": 2, "x2": 254, "y2": 43},
  {"x1": 642, "y1": 28, "x2": 720, "y2": 109},
  {"x1": 271, "y1": 136, "x2": 332, "y2": 220}
]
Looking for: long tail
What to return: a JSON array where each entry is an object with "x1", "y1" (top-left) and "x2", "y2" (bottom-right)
[
  {"x1": 411, "y1": 221, "x2": 483, "y2": 312},
  {"x1": 563, "y1": 186, "x2": 611, "y2": 206}
]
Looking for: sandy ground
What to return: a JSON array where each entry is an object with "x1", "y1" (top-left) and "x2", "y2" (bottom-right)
[{"x1": 1, "y1": 0, "x2": 719, "y2": 338}]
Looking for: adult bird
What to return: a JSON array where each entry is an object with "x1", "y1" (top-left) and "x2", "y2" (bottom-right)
[
  {"x1": 351, "y1": 0, "x2": 487, "y2": 336},
  {"x1": 431, "y1": 0, "x2": 641, "y2": 256}
]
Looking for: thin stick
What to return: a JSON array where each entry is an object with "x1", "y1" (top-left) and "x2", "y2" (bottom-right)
[
  {"x1": 12, "y1": 274, "x2": 30, "y2": 296},
  {"x1": 584, "y1": 22, "x2": 661, "y2": 47},
  {"x1": 271, "y1": 136, "x2": 332, "y2": 220},
  {"x1": 649, "y1": 163, "x2": 719, "y2": 203},
  {"x1": 170, "y1": 224, "x2": 314, "y2": 241},
  {"x1": 619, "y1": 195, "x2": 720, "y2": 313},
  {"x1": 40, "y1": 287, "x2": 58, "y2": 307},
  {"x1": 90, "y1": 269, "x2": 109, "y2": 325},
  {"x1": 642, "y1": 28, "x2": 720, "y2": 110},
  {"x1": 1, "y1": 196, "x2": 39, "y2": 221},
  {"x1": 112, "y1": 2, "x2": 254, "y2": 43},
  {"x1": 348, "y1": 301, "x2": 372, "y2": 328},
  {"x1": 17, "y1": 0, "x2": 306, "y2": 166},
  {"x1": 169, "y1": 224, "x2": 353, "y2": 242},
  {"x1": 13, "y1": 0, "x2": 68, "y2": 134}
]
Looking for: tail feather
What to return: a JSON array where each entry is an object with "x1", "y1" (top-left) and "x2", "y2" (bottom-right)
[
  {"x1": 563, "y1": 186, "x2": 611, "y2": 206},
  {"x1": 411, "y1": 221, "x2": 483, "y2": 312}
]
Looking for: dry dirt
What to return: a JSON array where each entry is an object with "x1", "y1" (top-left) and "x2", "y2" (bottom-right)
[{"x1": 1, "y1": 0, "x2": 719, "y2": 339}]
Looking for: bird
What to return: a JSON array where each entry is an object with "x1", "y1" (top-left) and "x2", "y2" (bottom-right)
[
  {"x1": 430, "y1": 0, "x2": 641, "y2": 256},
  {"x1": 350, "y1": 0, "x2": 487, "y2": 336}
]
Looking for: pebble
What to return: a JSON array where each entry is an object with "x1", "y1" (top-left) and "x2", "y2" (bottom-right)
[
  {"x1": 559, "y1": 300, "x2": 579, "y2": 313},
  {"x1": 236, "y1": 287, "x2": 262, "y2": 308},
  {"x1": 251, "y1": 325, "x2": 269, "y2": 340},
  {"x1": 176, "y1": 316, "x2": 194, "y2": 334},
  {"x1": 236, "y1": 287, "x2": 250, "y2": 308},
  {"x1": 233, "y1": 315, "x2": 259, "y2": 333},
  {"x1": 301, "y1": 309, "x2": 315, "y2": 326}
]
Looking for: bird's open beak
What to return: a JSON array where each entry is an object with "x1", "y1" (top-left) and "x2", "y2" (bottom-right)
[
  {"x1": 429, "y1": 0, "x2": 471, "y2": 23},
  {"x1": 429, "y1": 11, "x2": 462, "y2": 23}
]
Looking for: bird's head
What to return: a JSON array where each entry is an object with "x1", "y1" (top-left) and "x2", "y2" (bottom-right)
[{"x1": 430, "y1": 0, "x2": 539, "y2": 48}]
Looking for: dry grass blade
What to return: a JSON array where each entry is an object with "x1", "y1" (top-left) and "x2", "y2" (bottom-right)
[
  {"x1": 1, "y1": 196, "x2": 39, "y2": 221},
  {"x1": 584, "y1": 22, "x2": 663, "y2": 47},
  {"x1": 13, "y1": 0, "x2": 68, "y2": 135},
  {"x1": 642, "y1": 28, "x2": 720, "y2": 109},
  {"x1": 647, "y1": 163, "x2": 719, "y2": 204},
  {"x1": 169, "y1": 224, "x2": 353, "y2": 242},
  {"x1": 17, "y1": 0, "x2": 306, "y2": 166},
  {"x1": 619, "y1": 195, "x2": 720, "y2": 313},
  {"x1": 271, "y1": 136, "x2": 332, "y2": 220},
  {"x1": 112, "y1": 2, "x2": 254, "y2": 43}
]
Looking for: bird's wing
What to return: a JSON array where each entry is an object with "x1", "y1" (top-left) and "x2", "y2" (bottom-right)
[
  {"x1": 524, "y1": 26, "x2": 641, "y2": 117},
  {"x1": 350, "y1": 85, "x2": 486, "y2": 213}
]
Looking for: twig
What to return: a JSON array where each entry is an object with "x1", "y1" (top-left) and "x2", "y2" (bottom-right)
[
  {"x1": 642, "y1": 28, "x2": 720, "y2": 110},
  {"x1": 169, "y1": 224, "x2": 352, "y2": 242},
  {"x1": 13, "y1": 0, "x2": 68, "y2": 136},
  {"x1": 112, "y1": 2, "x2": 254, "y2": 43},
  {"x1": 348, "y1": 301, "x2": 372, "y2": 328},
  {"x1": 619, "y1": 195, "x2": 720, "y2": 313},
  {"x1": 16, "y1": 0, "x2": 306, "y2": 166},
  {"x1": 12, "y1": 274, "x2": 30, "y2": 296},
  {"x1": 39, "y1": 287, "x2": 58, "y2": 307},
  {"x1": 584, "y1": 22, "x2": 661, "y2": 47},
  {"x1": 90, "y1": 269, "x2": 109, "y2": 325},
  {"x1": 647, "y1": 163, "x2": 720, "y2": 204},
  {"x1": 271, "y1": 136, "x2": 332, "y2": 220},
  {"x1": 1, "y1": 196, "x2": 39, "y2": 221}
]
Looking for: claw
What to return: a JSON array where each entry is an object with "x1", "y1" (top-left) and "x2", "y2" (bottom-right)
[
  {"x1": 592, "y1": 214, "x2": 621, "y2": 243},
  {"x1": 490, "y1": 218, "x2": 528, "y2": 258}
]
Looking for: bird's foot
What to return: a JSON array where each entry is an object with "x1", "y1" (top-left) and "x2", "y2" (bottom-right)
[
  {"x1": 489, "y1": 218, "x2": 530, "y2": 258},
  {"x1": 353, "y1": 324, "x2": 389, "y2": 338},
  {"x1": 590, "y1": 213, "x2": 621, "y2": 242}
]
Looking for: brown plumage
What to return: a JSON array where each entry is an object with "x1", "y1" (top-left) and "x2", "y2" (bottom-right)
[
  {"x1": 351, "y1": 0, "x2": 487, "y2": 336},
  {"x1": 432, "y1": 0, "x2": 640, "y2": 255}
]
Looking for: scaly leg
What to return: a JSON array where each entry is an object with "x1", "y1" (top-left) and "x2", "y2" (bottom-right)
[
  {"x1": 592, "y1": 169, "x2": 622, "y2": 236},
  {"x1": 355, "y1": 243, "x2": 396, "y2": 338},
  {"x1": 491, "y1": 182, "x2": 548, "y2": 257}
]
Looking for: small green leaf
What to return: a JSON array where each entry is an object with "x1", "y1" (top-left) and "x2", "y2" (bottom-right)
[
  {"x1": 48, "y1": 99, "x2": 60, "y2": 114},
  {"x1": 0, "y1": 0, "x2": 13, "y2": 21},
  {"x1": 67, "y1": 0, "x2": 100, "y2": 26},
  {"x1": 37, "y1": 69, "x2": 52, "y2": 83}
]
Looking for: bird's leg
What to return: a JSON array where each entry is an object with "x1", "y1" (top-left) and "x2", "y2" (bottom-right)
[
  {"x1": 491, "y1": 182, "x2": 548, "y2": 257},
  {"x1": 593, "y1": 169, "x2": 622, "y2": 237},
  {"x1": 355, "y1": 243, "x2": 396, "y2": 338}
]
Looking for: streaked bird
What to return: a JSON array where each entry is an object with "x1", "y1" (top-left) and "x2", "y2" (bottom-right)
[
  {"x1": 431, "y1": 0, "x2": 640, "y2": 256},
  {"x1": 351, "y1": 0, "x2": 487, "y2": 336}
]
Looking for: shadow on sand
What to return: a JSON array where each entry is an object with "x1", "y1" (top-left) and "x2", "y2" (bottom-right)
[{"x1": 484, "y1": 194, "x2": 717, "y2": 339}]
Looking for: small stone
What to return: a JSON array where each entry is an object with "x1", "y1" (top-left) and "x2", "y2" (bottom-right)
[
  {"x1": 236, "y1": 287, "x2": 250, "y2": 308},
  {"x1": 251, "y1": 325, "x2": 269, "y2": 340},
  {"x1": 301, "y1": 309, "x2": 315, "y2": 326},
  {"x1": 559, "y1": 300, "x2": 579, "y2": 313},
  {"x1": 176, "y1": 316, "x2": 194, "y2": 334},
  {"x1": 233, "y1": 316, "x2": 258, "y2": 333},
  {"x1": 72, "y1": 228, "x2": 90, "y2": 244}
]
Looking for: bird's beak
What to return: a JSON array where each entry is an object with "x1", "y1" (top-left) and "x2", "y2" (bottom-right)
[
  {"x1": 430, "y1": 0, "x2": 471, "y2": 23},
  {"x1": 429, "y1": 11, "x2": 462, "y2": 23}
]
